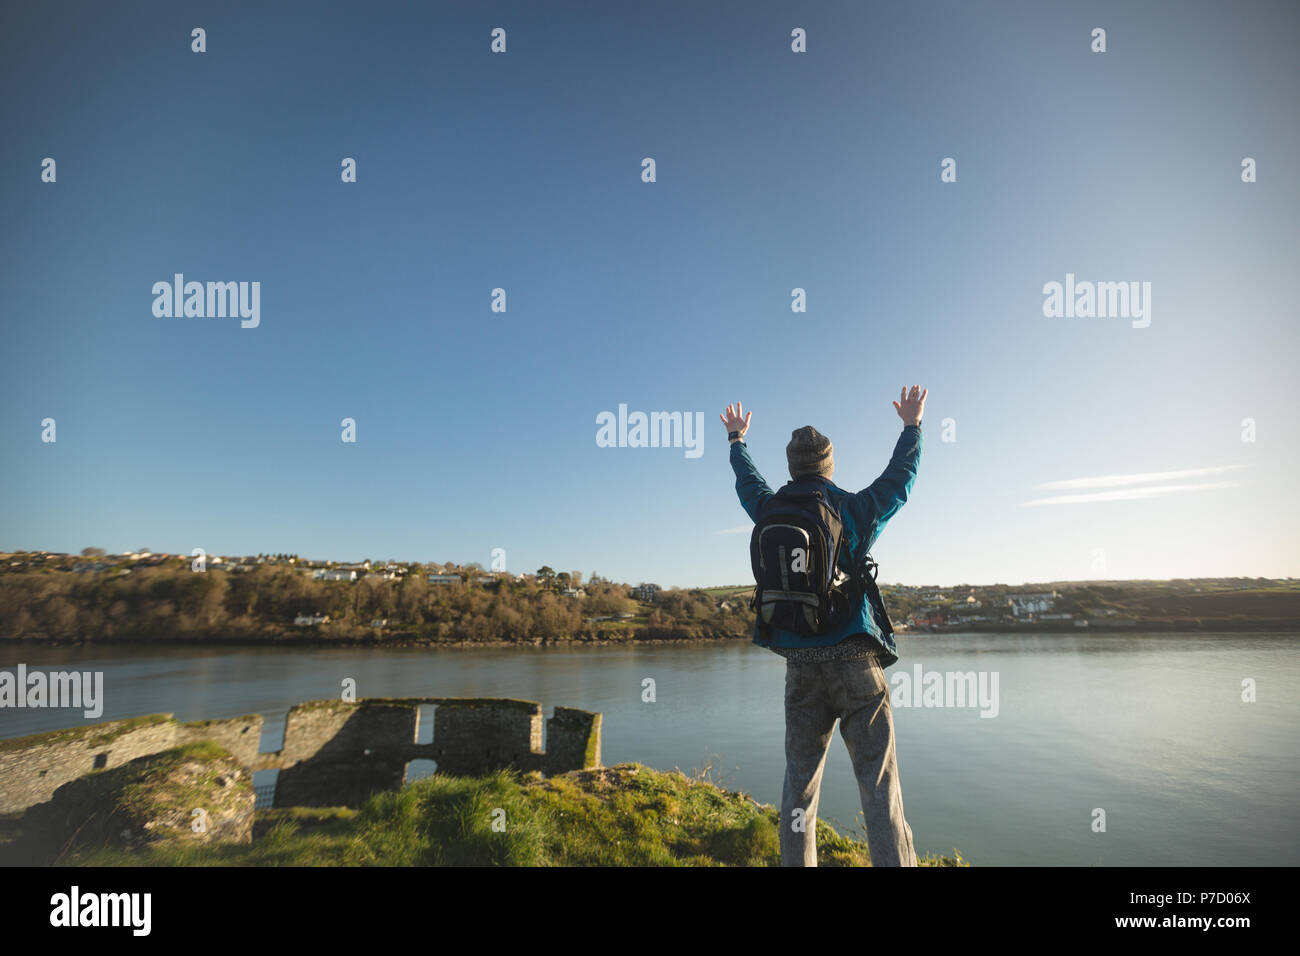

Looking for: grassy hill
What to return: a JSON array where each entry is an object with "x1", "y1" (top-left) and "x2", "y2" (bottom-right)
[{"x1": 4, "y1": 757, "x2": 966, "y2": 867}]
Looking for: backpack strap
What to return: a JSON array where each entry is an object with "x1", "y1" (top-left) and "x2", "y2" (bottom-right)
[
  {"x1": 836, "y1": 533, "x2": 889, "y2": 633},
  {"x1": 858, "y1": 553, "x2": 893, "y2": 636}
]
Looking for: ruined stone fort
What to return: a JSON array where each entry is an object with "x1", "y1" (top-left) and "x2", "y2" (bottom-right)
[{"x1": 0, "y1": 697, "x2": 602, "y2": 815}]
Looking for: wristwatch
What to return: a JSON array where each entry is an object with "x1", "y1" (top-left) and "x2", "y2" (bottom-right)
[{"x1": 728, "y1": 430, "x2": 742, "y2": 443}]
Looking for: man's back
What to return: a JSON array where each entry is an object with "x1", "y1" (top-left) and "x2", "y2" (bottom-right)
[{"x1": 728, "y1": 420, "x2": 923, "y2": 665}]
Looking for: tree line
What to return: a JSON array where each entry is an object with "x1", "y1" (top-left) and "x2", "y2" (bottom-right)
[{"x1": 0, "y1": 564, "x2": 751, "y2": 644}]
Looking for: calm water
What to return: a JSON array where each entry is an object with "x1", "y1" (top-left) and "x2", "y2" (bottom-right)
[{"x1": 3, "y1": 633, "x2": 1297, "y2": 866}]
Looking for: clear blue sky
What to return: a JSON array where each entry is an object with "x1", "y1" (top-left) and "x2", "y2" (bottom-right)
[{"x1": 2, "y1": 0, "x2": 1297, "y2": 588}]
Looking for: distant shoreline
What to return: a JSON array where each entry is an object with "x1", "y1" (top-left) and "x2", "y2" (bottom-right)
[
  {"x1": 5, "y1": 556, "x2": 1296, "y2": 648},
  {"x1": 3, "y1": 619, "x2": 1296, "y2": 651}
]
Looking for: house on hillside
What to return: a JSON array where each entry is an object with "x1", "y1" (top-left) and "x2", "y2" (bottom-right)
[
  {"x1": 633, "y1": 583, "x2": 660, "y2": 602},
  {"x1": 313, "y1": 569, "x2": 357, "y2": 582},
  {"x1": 908, "y1": 608, "x2": 946, "y2": 628},
  {"x1": 1007, "y1": 592, "x2": 1057, "y2": 617}
]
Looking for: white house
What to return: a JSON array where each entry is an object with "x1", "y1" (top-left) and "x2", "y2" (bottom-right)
[
  {"x1": 427, "y1": 574, "x2": 461, "y2": 585},
  {"x1": 1007, "y1": 592, "x2": 1057, "y2": 617},
  {"x1": 313, "y1": 569, "x2": 357, "y2": 582},
  {"x1": 294, "y1": 613, "x2": 330, "y2": 626}
]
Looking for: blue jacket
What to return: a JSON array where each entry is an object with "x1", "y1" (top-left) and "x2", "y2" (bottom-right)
[{"x1": 729, "y1": 424, "x2": 922, "y2": 667}]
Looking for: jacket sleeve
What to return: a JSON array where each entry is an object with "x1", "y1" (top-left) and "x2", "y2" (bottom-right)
[
  {"x1": 851, "y1": 424, "x2": 922, "y2": 550},
  {"x1": 730, "y1": 440, "x2": 774, "y2": 522}
]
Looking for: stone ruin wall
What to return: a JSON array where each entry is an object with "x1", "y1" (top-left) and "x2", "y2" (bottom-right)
[{"x1": 0, "y1": 698, "x2": 602, "y2": 814}]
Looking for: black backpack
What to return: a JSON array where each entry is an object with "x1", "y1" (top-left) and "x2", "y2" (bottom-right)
[{"x1": 749, "y1": 480, "x2": 880, "y2": 637}]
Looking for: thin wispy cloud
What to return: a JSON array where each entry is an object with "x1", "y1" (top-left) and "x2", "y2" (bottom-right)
[
  {"x1": 1021, "y1": 480, "x2": 1240, "y2": 507},
  {"x1": 714, "y1": 525, "x2": 753, "y2": 535},
  {"x1": 1032, "y1": 464, "x2": 1248, "y2": 491}
]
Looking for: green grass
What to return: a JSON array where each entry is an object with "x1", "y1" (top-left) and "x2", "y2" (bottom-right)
[
  {"x1": 105, "y1": 740, "x2": 251, "y2": 825},
  {"x1": 699, "y1": 586, "x2": 754, "y2": 600},
  {"x1": 1, "y1": 741, "x2": 255, "y2": 865},
  {"x1": 41, "y1": 763, "x2": 967, "y2": 867}
]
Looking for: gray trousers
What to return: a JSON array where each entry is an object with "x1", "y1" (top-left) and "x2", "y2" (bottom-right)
[{"x1": 780, "y1": 654, "x2": 918, "y2": 866}]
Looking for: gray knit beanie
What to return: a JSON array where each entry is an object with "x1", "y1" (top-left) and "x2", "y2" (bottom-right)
[{"x1": 787, "y1": 426, "x2": 833, "y2": 480}]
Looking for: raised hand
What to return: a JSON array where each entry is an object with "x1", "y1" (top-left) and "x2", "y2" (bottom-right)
[
  {"x1": 719, "y1": 401, "x2": 752, "y2": 437},
  {"x1": 892, "y1": 385, "x2": 928, "y2": 426}
]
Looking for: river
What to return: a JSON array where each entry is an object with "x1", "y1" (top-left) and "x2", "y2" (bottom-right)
[{"x1": 3, "y1": 631, "x2": 1297, "y2": 865}]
